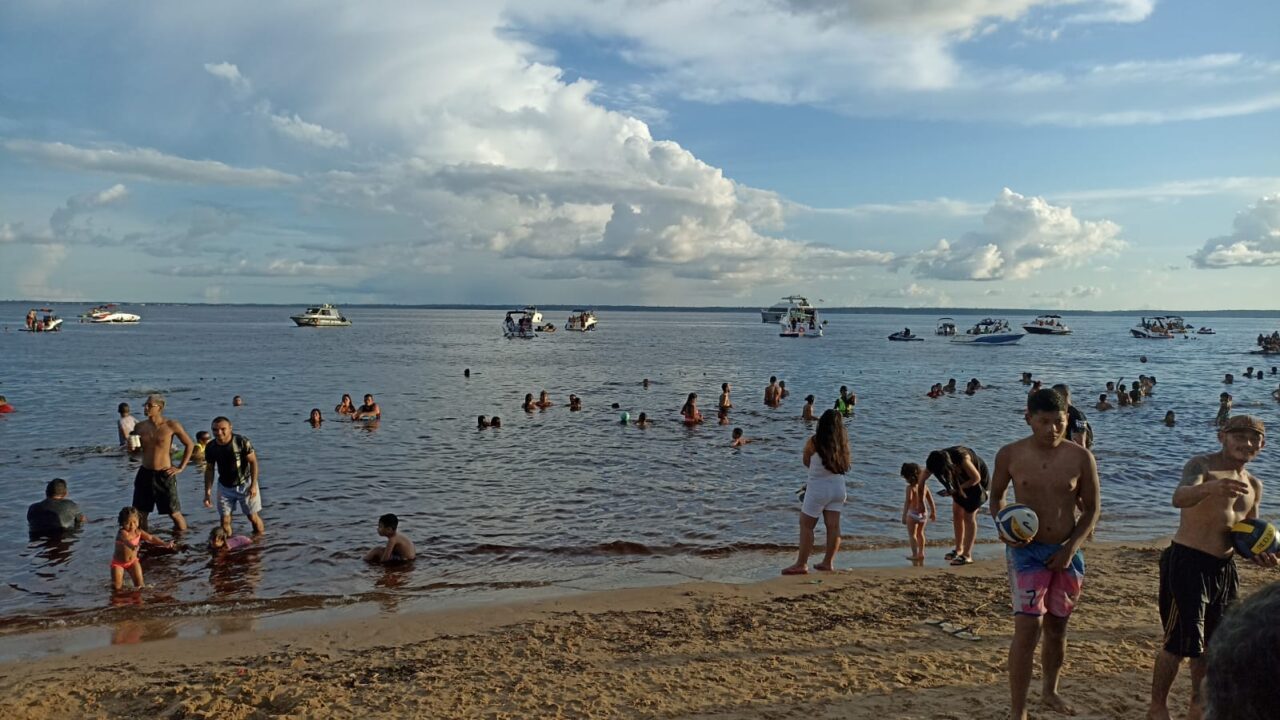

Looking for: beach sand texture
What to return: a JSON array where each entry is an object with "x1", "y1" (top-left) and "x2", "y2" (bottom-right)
[{"x1": 2, "y1": 544, "x2": 1272, "y2": 719}]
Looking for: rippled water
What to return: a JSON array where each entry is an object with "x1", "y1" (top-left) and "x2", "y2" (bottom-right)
[{"x1": 1, "y1": 303, "x2": 1277, "y2": 634}]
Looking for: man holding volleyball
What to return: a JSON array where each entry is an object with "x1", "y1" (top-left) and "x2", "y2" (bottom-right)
[
  {"x1": 990, "y1": 388, "x2": 1101, "y2": 720},
  {"x1": 1148, "y1": 414, "x2": 1276, "y2": 720}
]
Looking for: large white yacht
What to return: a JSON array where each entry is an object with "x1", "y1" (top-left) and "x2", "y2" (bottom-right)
[
  {"x1": 290, "y1": 304, "x2": 352, "y2": 327},
  {"x1": 761, "y1": 295, "x2": 814, "y2": 324}
]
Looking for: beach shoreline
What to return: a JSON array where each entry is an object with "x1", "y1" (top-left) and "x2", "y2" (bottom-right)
[{"x1": 4, "y1": 542, "x2": 1273, "y2": 719}]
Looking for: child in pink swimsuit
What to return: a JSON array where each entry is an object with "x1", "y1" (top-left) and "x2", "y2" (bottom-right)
[
  {"x1": 111, "y1": 506, "x2": 175, "y2": 591},
  {"x1": 208, "y1": 526, "x2": 253, "y2": 552}
]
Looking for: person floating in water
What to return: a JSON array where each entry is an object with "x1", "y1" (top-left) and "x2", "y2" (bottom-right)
[
  {"x1": 307, "y1": 409, "x2": 323, "y2": 428},
  {"x1": 352, "y1": 394, "x2": 381, "y2": 420},
  {"x1": 731, "y1": 427, "x2": 753, "y2": 447},
  {"x1": 364, "y1": 513, "x2": 415, "y2": 564},
  {"x1": 535, "y1": 390, "x2": 554, "y2": 409},
  {"x1": 335, "y1": 394, "x2": 356, "y2": 415}
]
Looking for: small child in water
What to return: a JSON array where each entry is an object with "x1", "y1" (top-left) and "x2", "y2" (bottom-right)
[
  {"x1": 731, "y1": 427, "x2": 753, "y2": 447},
  {"x1": 1163, "y1": 410, "x2": 1176, "y2": 427},
  {"x1": 192, "y1": 430, "x2": 211, "y2": 463},
  {"x1": 899, "y1": 464, "x2": 937, "y2": 561},
  {"x1": 208, "y1": 526, "x2": 252, "y2": 552},
  {"x1": 365, "y1": 513, "x2": 416, "y2": 564},
  {"x1": 111, "y1": 506, "x2": 175, "y2": 590},
  {"x1": 489, "y1": 416, "x2": 502, "y2": 428}
]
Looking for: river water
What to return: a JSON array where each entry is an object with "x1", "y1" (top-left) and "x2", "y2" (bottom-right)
[{"x1": 1, "y1": 303, "x2": 1277, "y2": 641}]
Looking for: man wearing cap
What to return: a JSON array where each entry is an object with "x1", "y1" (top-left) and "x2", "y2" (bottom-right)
[{"x1": 1148, "y1": 415, "x2": 1276, "y2": 720}]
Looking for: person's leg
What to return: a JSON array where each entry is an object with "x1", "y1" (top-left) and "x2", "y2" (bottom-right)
[
  {"x1": 170, "y1": 510, "x2": 187, "y2": 532},
  {"x1": 111, "y1": 566, "x2": 124, "y2": 591},
  {"x1": 221, "y1": 512, "x2": 234, "y2": 536},
  {"x1": 247, "y1": 512, "x2": 265, "y2": 535},
  {"x1": 962, "y1": 509, "x2": 978, "y2": 558},
  {"x1": 138, "y1": 512, "x2": 150, "y2": 533},
  {"x1": 950, "y1": 501, "x2": 963, "y2": 556},
  {"x1": 815, "y1": 510, "x2": 841, "y2": 570},
  {"x1": 130, "y1": 562, "x2": 145, "y2": 589},
  {"x1": 906, "y1": 519, "x2": 921, "y2": 559},
  {"x1": 783, "y1": 513, "x2": 818, "y2": 574},
  {"x1": 1147, "y1": 650, "x2": 1183, "y2": 720},
  {"x1": 363, "y1": 546, "x2": 383, "y2": 563},
  {"x1": 1009, "y1": 614, "x2": 1042, "y2": 720},
  {"x1": 1187, "y1": 658, "x2": 1207, "y2": 720},
  {"x1": 1040, "y1": 614, "x2": 1074, "y2": 713}
]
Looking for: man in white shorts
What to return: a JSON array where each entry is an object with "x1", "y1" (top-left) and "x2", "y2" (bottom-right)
[{"x1": 202, "y1": 416, "x2": 265, "y2": 535}]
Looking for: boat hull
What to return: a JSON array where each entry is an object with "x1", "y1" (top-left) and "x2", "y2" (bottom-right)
[
  {"x1": 952, "y1": 333, "x2": 1023, "y2": 345},
  {"x1": 90, "y1": 313, "x2": 140, "y2": 323},
  {"x1": 1130, "y1": 328, "x2": 1173, "y2": 339},
  {"x1": 1022, "y1": 325, "x2": 1070, "y2": 335},
  {"x1": 780, "y1": 329, "x2": 823, "y2": 338},
  {"x1": 888, "y1": 334, "x2": 923, "y2": 342},
  {"x1": 292, "y1": 317, "x2": 351, "y2": 327}
]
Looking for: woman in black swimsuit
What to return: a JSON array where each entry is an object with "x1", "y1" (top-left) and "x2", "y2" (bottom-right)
[{"x1": 925, "y1": 446, "x2": 990, "y2": 566}]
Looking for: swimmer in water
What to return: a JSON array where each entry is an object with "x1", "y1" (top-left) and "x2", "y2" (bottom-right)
[
  {"x1": 568, "y1": 394, "x2": 582, "y2": 411},
  {"x1": 802, "y1": 395, "x2": 817, "y2": 422},
  {"x1": 335, "y1": 394, "x2": 356, "y2": 415},
  {"x1": 634, "y1": 412, "x2": 650, "y2": 428},
  {"x1": 1163, "y1": 410, "x2": 1176, "y2": 427},
  {"x1": 764, "y1": 376, "x2": 780, "y2": 406},
  {"x1": 778, "y1": 380, "x2": 789, "y2": 400},
  {"x1": 718, "y1": 383, "x2": 732, "y2": 412},
  {"x1": 352, "y1": 394, "x2": 381, "y2": 420},
  {"x1": 192, "y1": 430, "x2": 211, "y2": 463},
  {"x1": 363, "y1": 513, "x2": 416, "y2": 564},
  {"x1": 307, "y1": 409, "x2": 323, "y2": 428},
  {"x1": 536, "y1": 390, "x2": 554, "y2": 409},
  {"x1": 1216, "y1": 393, "x2": 1232, "y2": 427},
  {"x1": 1095, "y1": 394, "x2": 1113, "y2": 412},
  {"x1": 944, "y1": 378, "x2": 957, "y2": 394},
  {"x1": 208, "y1": 525, "x2": 251, "y2": 552},
  {"x1": 477, "y1": 415, "x2": 490, "y2": 430},
  {"x1": 642, "y1": 378, "x2": 650, "y2": 389},
  {"x1": 233, "y1": 395, "x2": 244, "y2": 407},
  {"x1": 523, "y1": 394, "x2": 536, "y2": 412},
  {"x1": 731, "y1": 427, "x2": 753, "y2": 447},
  {"x1": 681, "y1": 393, "x2": 703, "y2": 424}
]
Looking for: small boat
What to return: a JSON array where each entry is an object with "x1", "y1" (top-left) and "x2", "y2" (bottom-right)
[
  {"x1": 565, "y1": 309, "x2": 598, "y2": 332},
  {"x1": 1022, "y1": 314, "x2": 1071, "y2": 335},
  {"x1": 888, "y1": 328, "x2": 923, "y2": 342},
  {"x1": 290, "y1": 304, "x2": 351, "y2": 327},
  {"x1": 1196, "y1": 327, "x2": 1216, "y2": 335},
  {"x1": 81, "y1": 304, "x2": 141, "y2": 323},
  {"x1": 778, "y1": 306, "x2": 824, "y2": 338},
  {"x1": 935, "y1": 317, "x2": 956, "y2": 336},
  {"x1": 503, "y1": 308, "x2": 538, "y2": 339},
  {"x1": 951, "y1": 318, "x2": 1023, "y2": 345},
  {"x1": 761, "y1": 295, "x2": 814, "y2": 324},
  {"x1": 1164, "y1": 315, "x2": 1190, "y2": 334},
  {"x1": 520, "y1": 306, "x2": 544, "y2": 324},
  {"x1": 21, "y1": 308, "x2": 63, "y2": 332},
  {"x1": 1130, "y1": 317, "x2": 1175, "y2": 339}
]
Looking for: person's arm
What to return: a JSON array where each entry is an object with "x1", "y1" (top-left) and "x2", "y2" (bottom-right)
[
  {"x1": 988, "y1": 445, "x2": 1013, "y2": 520},
  {"x1": 957, "y1": 454, "x2": 982, "y2": 490},
  {"x1": 204, "y1": 462, "x2": 215, "y2": 508},
  {"x1": 171, "y1": 421, "x2": 194, "y2": 474},
  {"x1": 139, "y1": 530, "x2": 175, "y2": 549},
  {"x1": 246, "y1": 449, "x2": 259, "y2": 498},
  {"x1": 1172, "y1": 456, "x2": 1250, "y2": 508},
  {"x1": 901, "y1": 487, "x2": 911, "y2": 524},
  {"x1": 1245, "y1": 475, "x2": 1279, "y2": 567},
  {"x1": 1069, "y1": 412, "x2": 1088, "y2": 445},
  {"x1": 801, "y1": 436, "x2": 815, "y2": 468},
  {"x1": 380, "y1": 535, "x2": 397, "y2": 563},
  {"x1": 1048, "y1": 450, "x2": 1101, "y2": 570},
  {"x1": 925, "y1": 488, "x2": 937, "y2": 520}
]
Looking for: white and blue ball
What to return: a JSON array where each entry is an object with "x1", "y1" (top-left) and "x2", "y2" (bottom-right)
[
  {"x1": 1231, "y1": 518, "x2": 1279, "y2": 559},
  {"x1": 995, "y1": 504, "x2": 1039, "y2": 544}
]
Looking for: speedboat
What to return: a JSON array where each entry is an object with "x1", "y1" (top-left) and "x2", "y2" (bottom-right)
[
  {"x1": 565, "y1": 309, "x2": 598, "y2": 331},
  {"x1": 761, "y1": 295, "x2": 814, "y2": 324},
  {"x1": 503, "y1": 308, "x2": 538, "y2": 339},
  {"x1": 21, "y1": 307, "x2": 63, "y2": 332},
  {"x1": 520, "y1": 306, "x2": 544, "y2": 324},
  {"x1": 1130, "y1": 317, "x2": 1175, "y2": 339},
  {"x1": 290, "y1": 304, "x2": 351, "y2": 327},
  {"x1": 778, "y1": 306, "x2": 824, "y2": 338},
  {"x1": 951, "y1": 318, "x2": 1023, "y2": 345},
  {"x1": 1022, "y1": 314, "x2": 1071, "y2": 335},
  {"x1": 888, "y1": 328, "x2": 923, "y2": 342},
  {"x1": 82, "y1": 304, "x2": 141, "y2": 323},
  {"x1": 1164, "y1": 315, "x2": 1190, "y2": 334},
  {"x1": 1196, "y1": 327, "x2": 1216, "y2": 335},
  {"x1": 935, "y1": 317, "x2": 957, "y2": 336}
]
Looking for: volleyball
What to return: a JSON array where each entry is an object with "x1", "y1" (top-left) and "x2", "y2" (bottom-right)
[
  {"x1": 995, "y1": 504, "x2": 1039, "y2": 544},
  {"x1": 1231, "y1": 518, "x2": 1280, "y2": 559}
]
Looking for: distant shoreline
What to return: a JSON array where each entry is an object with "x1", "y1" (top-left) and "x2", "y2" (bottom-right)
[{"x1": 2, "y1": 300, "x2": 1278, "y2": 317}]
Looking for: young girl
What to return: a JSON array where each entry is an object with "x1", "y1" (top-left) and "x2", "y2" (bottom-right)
[
  {"x1": 111, "y1": 506, "x2": 174, "y2": 591},
  {"x1": 208, "y1": 526, "x2": 252, "y2": 553},
  {"x1": 899, "y1": 463, "x2": 938, "y2": 561},
  {"x1": 335, "y1": 394, "x2": 356, "y2": 415},
  {"x1": 680, "y1": 393, "x2": 703, "y2": 424}
]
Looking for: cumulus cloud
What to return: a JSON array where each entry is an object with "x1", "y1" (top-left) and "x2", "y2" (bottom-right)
[
  {"x1": 49, "y1": 184, "x2": 128, "y2": 235},
  {"x1": 1189, "y1": 195, "x2": 1280, "y2": 268},
  {"x1": 909, "y1": 188, "x2": 1124, "y2": 280},
  {"x1": 265, "y1": 111, "x2": 349, "y2": 149},
  {"x1": 203, "y1": 61, "x2": 251, "y2": 95},
  {"x1": 5, "y1": 140, "x2": 297, "y2": 186}
]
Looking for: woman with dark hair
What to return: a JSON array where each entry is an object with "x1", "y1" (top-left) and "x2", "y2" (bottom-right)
[
  {"x1": 335, "y1": 394, "x2": 355, "y2": 415},
  {"x1": 680, "y1": 393, "x2": 703, "y2": 424},
  {"x1": 923, "y1": 445, "x2": 990, "y2": 566},
  {"x1": 307, "y1": 408, "x2": 323, "y2": 427},
  {"x1": 782, "y1": 409, "x2": 851, "y2": 575}
]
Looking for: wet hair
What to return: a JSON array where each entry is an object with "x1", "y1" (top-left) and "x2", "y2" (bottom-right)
[
  {"x1": 637, "y1": 412, "x2": 647, "y2": 423},
  {"x1": 900, "y1": 463, "x2": 921, "y2": 483},
  {"x1": 1027, "y1": 388, "x2": 1067, "y2": 414},
  {"x1": 805, "y1": 394, "x2": 814, "y2": 403},
  {"x1": 732, "y1": 427, "x2": 743, "y2": 438},
  {"x1": 1130, "y1": 389, "x2": 1142, "y2": 402},
  {"x1": 722, "y1": 383, "x2": 729, "y2": 391},
  {"x1": 1098, "y1": 393, "x2": 1108, "y2": 401},
  {"x1": 117, "y1": 506, "x2": 140, "y2": 527},
  {"x1": 341, "y1": 393, "x2": 352, "y2": 404},
  {"x1": 770, "y1": 376, "x2": 777, "y2": 383},
  {"x1": 1220, "y1": 392, "x2": 1231, "y2": 400},
  {"x1": 812, "y1": 409, "x2": 851, "y2": 474},
  {"x1": 46, "y1": 478, "x2": 68, "y2": 497},
  {"x1": 208, "y1": 526, "x2": 228, "y2": 548},
  {"x1": 378, "y1": 513, "x2": 398, "y2": 531},
  {"x1": 779, "y1": 380, "x2": 786, "y2": 387},
  {"x1": 490, "y1": 417, "x2": 501, "y2": 428},
  {"x1": 477, "y1": 415, "x2": 489, "y2": 428},
  {"x1": 681, "y1": 392, "x2": 698, "y2": 416},
  {"x1": 464, "y1": 368, "x2": 470, "y2": 377},
  {"x1": 1204, "y1": 583, "x2": 1280, "y2": 720},
  {"x1": 118, "y1": 402, "x2": 130, "y2": 414},
  {"x1": 926, "y1": 450, "x2": 957, "y2": 483}
]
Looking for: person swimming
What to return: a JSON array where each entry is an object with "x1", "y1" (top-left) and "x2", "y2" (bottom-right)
[{"x1": 681, "y1": 393, "x2": 703, "y2": 424}]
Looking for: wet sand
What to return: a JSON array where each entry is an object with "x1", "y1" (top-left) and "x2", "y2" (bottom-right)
[{"x1": 1, "y1": 543, "x2": 1274, "y2": 719}]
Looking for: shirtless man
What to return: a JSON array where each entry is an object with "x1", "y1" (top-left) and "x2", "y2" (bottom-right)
[
  {"x1": 352, "y1": 393, "x2": 381, "y2": 420},
  {"x1": 764, "y1": 376, "x2": 780, "y2": 407},
  {"x1": 990, "y1": 388, "x2": 1101, "y2": 720},
  {"x1": 131, "y1": 394, "x2": 194, "y2": 531},
  {"x1": 718, "y1": 383, "x2": 732, "y2": 413},
  {"x1": 1147, "y1": 415, "x2": 1274, "y2": 720}
]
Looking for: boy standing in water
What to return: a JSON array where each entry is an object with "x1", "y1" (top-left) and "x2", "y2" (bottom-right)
[{"x1": 990, "y1": 389, "x2": 1101, "y2": 720}]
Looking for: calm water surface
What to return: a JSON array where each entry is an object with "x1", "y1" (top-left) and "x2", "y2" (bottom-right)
[{"x1": 1, "y1": 303, "x2": 1277, "y2": 637}]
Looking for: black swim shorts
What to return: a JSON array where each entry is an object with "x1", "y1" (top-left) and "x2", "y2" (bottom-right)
[
  {"x1": 952, "y1": 483, "x2": 987, "y2": 513},
  {"x1": 1158, "y1": 542, "x2": 1239, "y2": 658},
  {"x1": 133, "y1": 466, "x2": 182, "y2": 515}
]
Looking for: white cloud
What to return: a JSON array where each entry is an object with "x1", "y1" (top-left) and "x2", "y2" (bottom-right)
[
  {"x1": 265, "y1": 111, "x2": 349, "y2": 149},
  {"x1": 155, "y1": 258, "x2": 347, "y2": 277},
  {"x1": 909, "y1": 188, "x2": 1124, "y2": 280},
  {"x1": 794, "y1": 197, "x2": 986, "y2": 219},
  {"x1": 4, "y1": 140, "x2": 297, "y2": 186},
  {"x1": 1053, "y1": 176, "x2": 1280, "y2": 204},
  {"x1": 880, "y1": 282, "x2": 952, "y2": 307},
  {"x1": 203, "y1": 61, "x2": 251, "y2": 96},
  {"x1": 49, "y1": 183, "x2": 128, "y2": 235},
  {"x1": 1190, "y1": 195, "x2": 1280, "y2": 268}
]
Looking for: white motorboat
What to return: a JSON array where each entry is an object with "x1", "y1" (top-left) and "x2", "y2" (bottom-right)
[
  {"x1": 290, "y1": 304, "x2": 351, "y2": 327},
  {"x1": 520, "y1": 306, "x2": 544, "y2": 324},
  {"x1": 779, "y1": 306, "x2": 824, "y2": 338},
  {"x1": 503, "y1": 308, "x2": 538, "y2": 339},
  {"x1": 1196, "y1": 326, "x2": 1216, "y2": 335},
  {"x1": 761, "y1": 295, "x2": 814, "y2": 324},
  {"x1": 82, "y1": 304, "x2": 141, "y2": 323},
  {"x1": 1022, "y1": 314, "x2": 1071, "y2": 335},
  {"x1": 1130, "y1": 316, "x2": 1175, "y2": 339},
  {"x1": 21, "y1": 307, "x2": 63, "y2": 332},
  {"x1": 935, "y1": 317, "x2": 957, "y2": 336},
  {"x1": 565, "y1": 309, "x2": 598, "y2": 331},
  {"x1": 951, "y1": 318, "x2": 1023, "y2": 345}
]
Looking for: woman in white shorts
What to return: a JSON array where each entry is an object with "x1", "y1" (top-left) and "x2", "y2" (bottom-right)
[{"x1": 782, "y1": 409, "x2": 850, "y2": 575}]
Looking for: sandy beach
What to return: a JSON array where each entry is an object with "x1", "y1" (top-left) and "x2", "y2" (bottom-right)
[{"x1": 1, "y1": 542, "x2": 1274, "y2": 719}]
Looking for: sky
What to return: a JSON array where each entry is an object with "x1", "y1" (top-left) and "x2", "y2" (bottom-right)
[{"x1": 1, "y1": 0, "x2": 1278, "y2": 310}]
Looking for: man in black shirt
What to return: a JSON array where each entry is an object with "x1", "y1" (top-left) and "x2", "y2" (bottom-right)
[
  {"x1": 202, "y1": 416, "x2": 265, "y2": 535},
  {"x1": 1053, "y1": 384, "x2": 1091, "y2": 449},
  {"x1": 27, "y1": 478, "x2": 85, "y2": 535}
]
